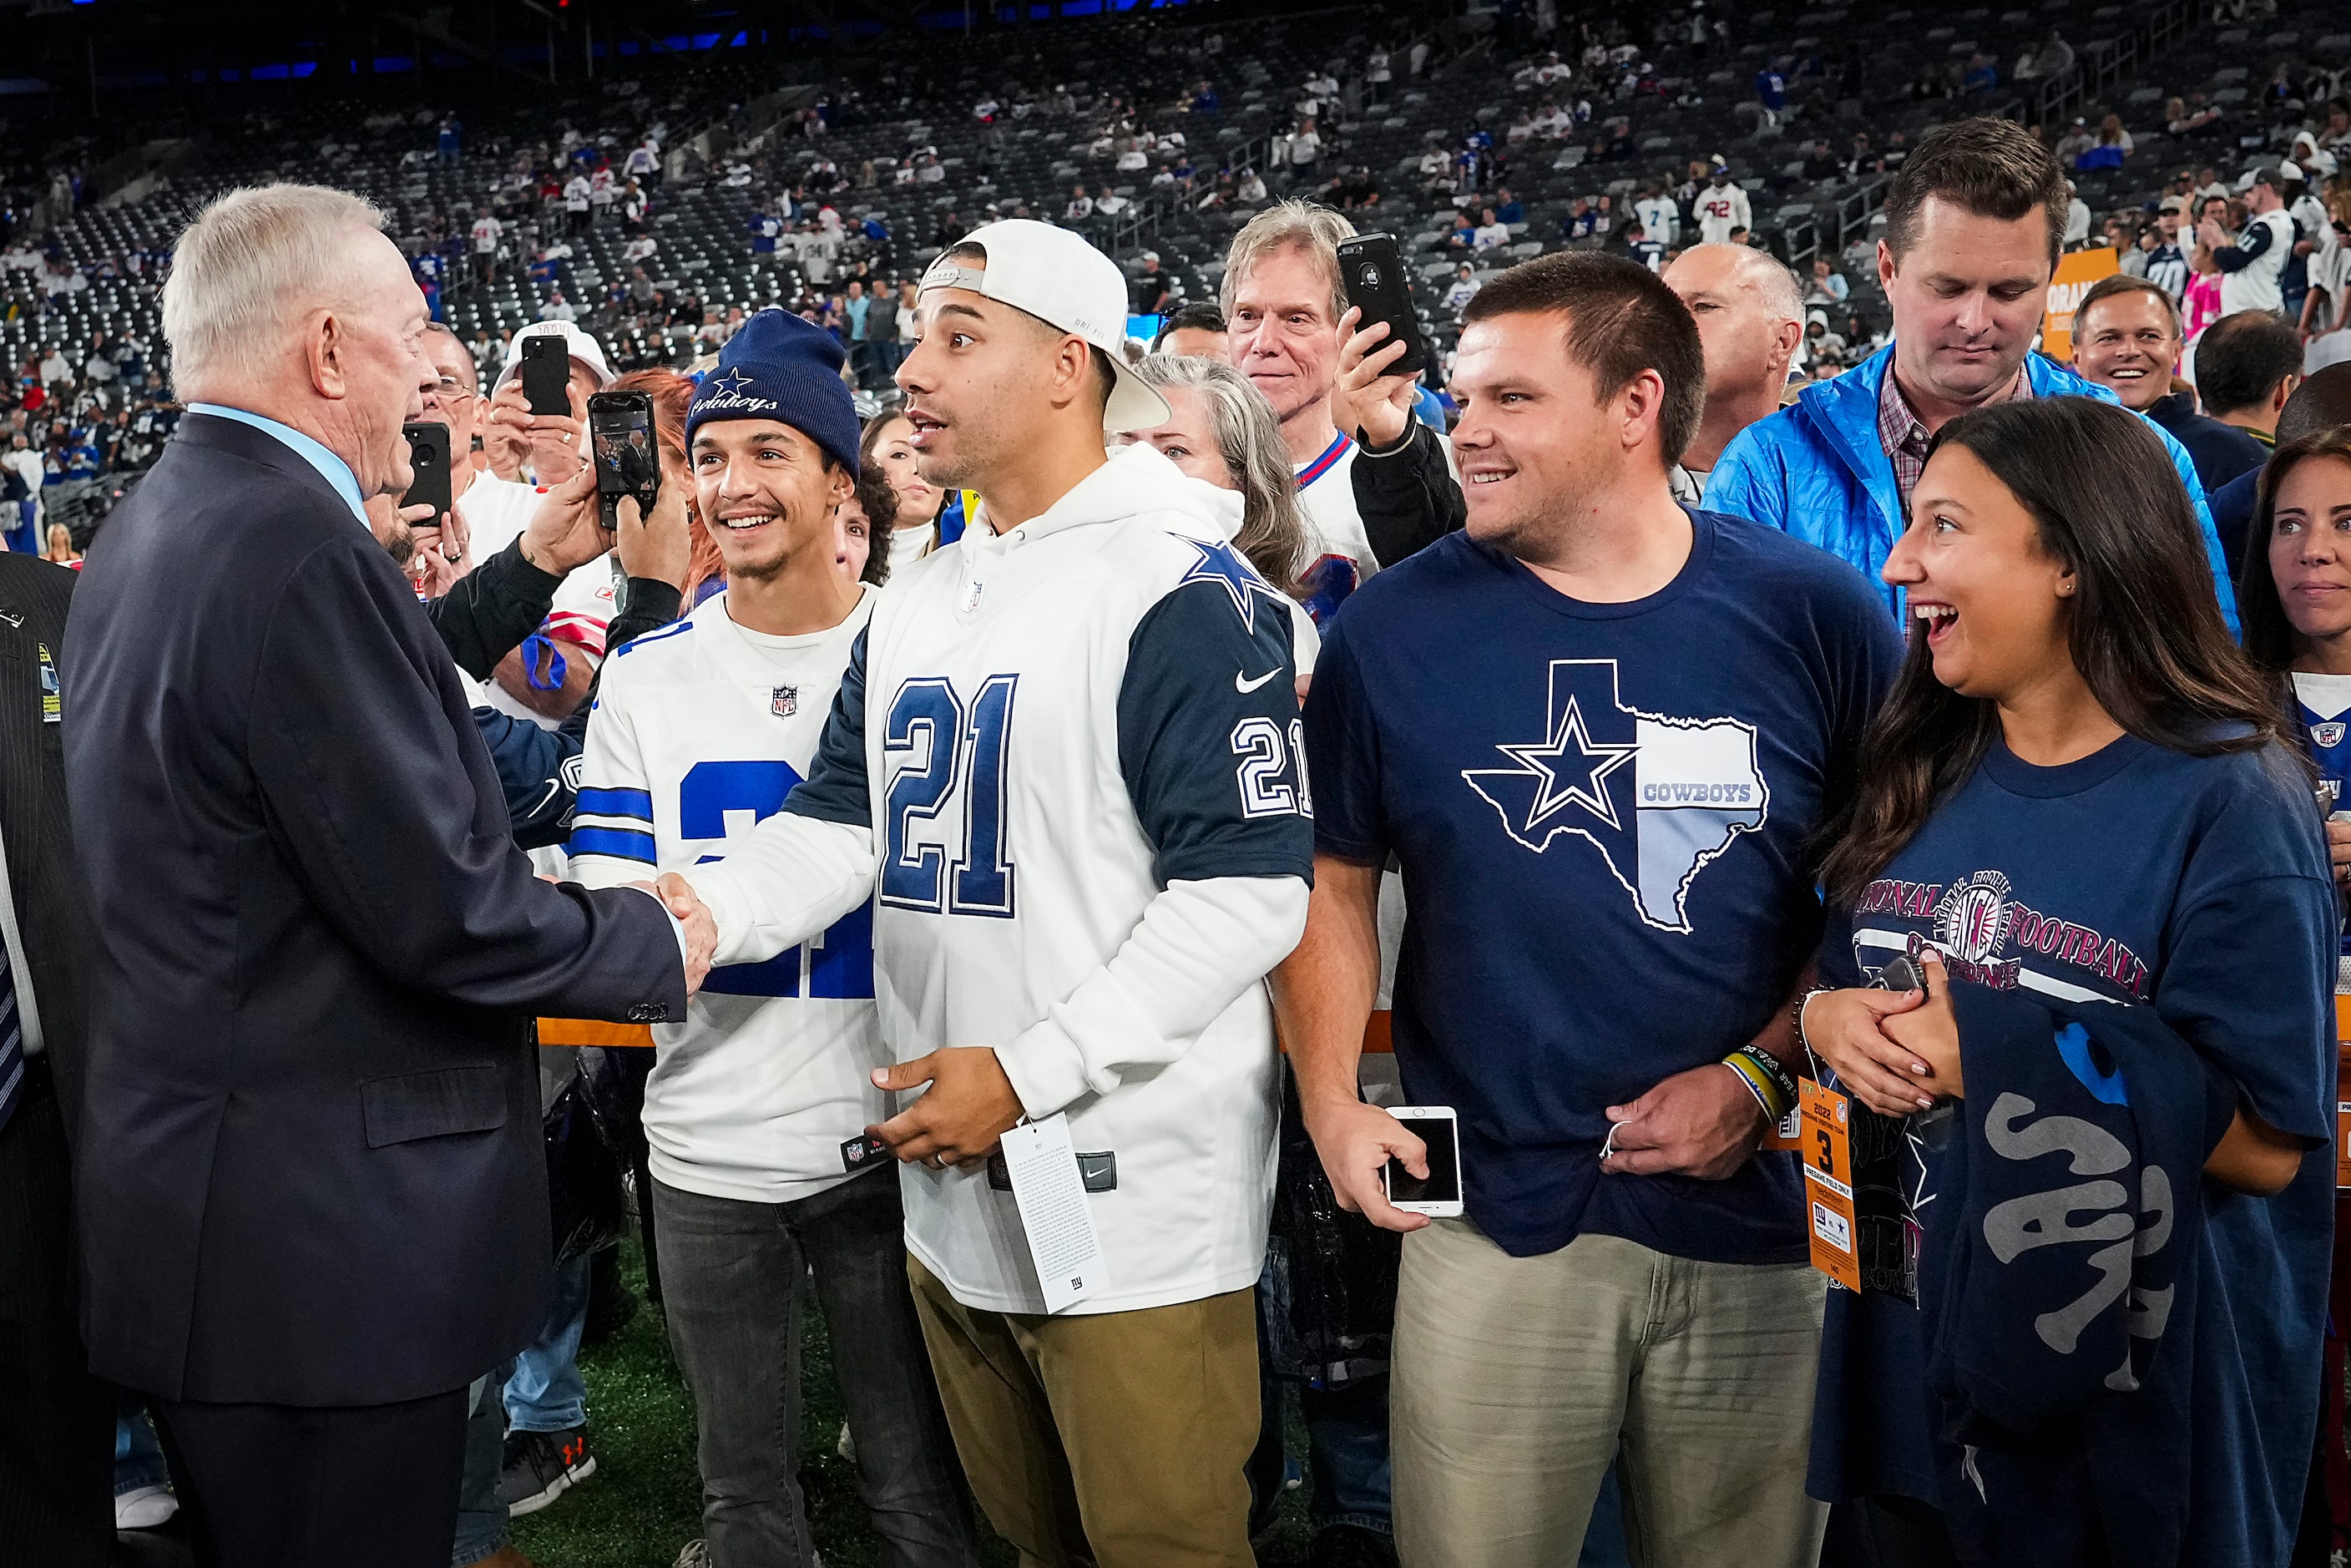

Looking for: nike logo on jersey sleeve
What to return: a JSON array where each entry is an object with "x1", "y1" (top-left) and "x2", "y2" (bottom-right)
[{"x1": 1236, "y1": 668, "x2": 1280, "y2": 694}]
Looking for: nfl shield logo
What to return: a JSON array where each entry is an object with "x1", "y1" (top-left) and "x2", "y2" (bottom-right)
[
  {"x1": 2315, "y1": 722, "x2": 2346, "y2": 749},
  {"x1": 771, "y1": 685, "x2": 798, "y2": 718}
]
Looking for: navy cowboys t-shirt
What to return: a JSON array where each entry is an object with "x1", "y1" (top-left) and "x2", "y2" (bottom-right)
[
  {"x1": 1807, "y1": 733, "x2": 2337, "y2": 1568},
  {"x1": 1306, "y1": 512, "x2": 1901, "y2": 1263}
]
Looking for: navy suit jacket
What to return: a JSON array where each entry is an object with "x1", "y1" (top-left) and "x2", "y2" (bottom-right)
[{"x1": 61, "y1": 412, "x2": 684, "y2": 1406}]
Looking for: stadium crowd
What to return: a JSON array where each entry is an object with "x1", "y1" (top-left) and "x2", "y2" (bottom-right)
[{"x1": 8, "y1": 7, "x2": 2351, "y2": 1568}]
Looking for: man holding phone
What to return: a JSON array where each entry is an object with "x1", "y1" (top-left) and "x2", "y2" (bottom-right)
[
  {"x1": 1223, "y1": 202, "x2": 1383, "y2": 624},
  {"x1": 1280, "y1": 253, "x2": 1899, "y2": 1568}
]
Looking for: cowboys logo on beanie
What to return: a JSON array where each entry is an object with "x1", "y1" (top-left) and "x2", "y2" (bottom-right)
[{"x1": 685, "y1": 307, "x2": 862, "y2": 476}]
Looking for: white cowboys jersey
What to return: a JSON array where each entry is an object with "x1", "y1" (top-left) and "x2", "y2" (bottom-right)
[
  {"x1": 686, "y1": 443, "x2": 1316, "y2": 1315},
  {"x1": 568, "y1": 588, "x2": 887, "y2": 1205}
]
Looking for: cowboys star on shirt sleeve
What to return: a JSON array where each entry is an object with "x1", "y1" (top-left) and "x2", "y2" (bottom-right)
[{"x1": 990, "y1": 570, "x2": 1316, "y2": 1120}]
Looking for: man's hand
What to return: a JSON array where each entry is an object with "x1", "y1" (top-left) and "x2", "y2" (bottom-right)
[
  {"x1": 867, "y1": 1049, "x2": 1027, "y2": 1168},
  {"x1": 518, "y1": 463, "x2": 611, "y2": 576},
  {"x1": 1599, "y1": 1063, "x2": 1766, "y2": 1180},
  {"x1": 650, "y1": 872, "x2": 715, "y2": 993},
  {"x1": 1301, "y1": 1094, "x2": 1432, "y2": 1232},
  {"x1": 2325, "y1": 815, "x2": 2351, "y2": 888},
  {"x1": 1334, "y1": 305, "x2": 1419, "y2": 451},
  {"x1": 614, "y1": 482, "x2": 691, "y2": 590}
]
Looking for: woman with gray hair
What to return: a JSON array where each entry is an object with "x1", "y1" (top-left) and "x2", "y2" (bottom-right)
[{"x1": 1129, "y1": 352, "x2": 1308, "y2": 597}]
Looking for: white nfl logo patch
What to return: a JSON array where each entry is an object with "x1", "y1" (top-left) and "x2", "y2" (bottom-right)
[
  {"x1": 2315, "y1": 722, "x2": 2346, "y2": 750},
  {"x1": 771, "y1": 685, "x2": 798, "y2": 718}
]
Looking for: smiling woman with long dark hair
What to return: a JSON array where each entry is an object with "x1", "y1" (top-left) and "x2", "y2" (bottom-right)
[{"x1": 1796, "y1": 397, "x2": 2336, "y2": 1568}]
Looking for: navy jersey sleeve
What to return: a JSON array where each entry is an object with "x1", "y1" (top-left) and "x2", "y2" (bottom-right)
[
  {"x1": 471, "y1": 705, "x2": 579, "y2": 851},
  {"x1": 2156, "y1": 749, "x2": 2338, "y2": 1144},
  {"x1": 2213, "y1": 220, "x2": 2273, "y2": 274},
  {"x1": 1298, "y1": 613, "x2": 1386, "y2": 867},
  {"x1": 1116, "y1": 575, "x2": 1315, "y2": 885},
  {"x1": 781, "y1": 623, "x2": 873, "y2": 829}
]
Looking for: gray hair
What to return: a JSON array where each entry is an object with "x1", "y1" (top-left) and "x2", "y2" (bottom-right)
[
  {"x1": 1135, "y1": 354, "x2": 1307, "y2": 594},
  {"x1": 1695, "y1": 242, "x2": 1806, "y2": 328},
  {"x1": 1221, "y1": 199, "x2": 1358, "y2": 325},
  {"x1": 162, "y1": 184, "x2": 387, "y2": 398}
]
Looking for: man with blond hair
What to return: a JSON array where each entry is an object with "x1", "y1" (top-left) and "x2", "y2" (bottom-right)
[
  {"x1": 63, "y1": 183, "x2": 709, "y2": 1566},
  {"x1": 1221, "y1": 200, "x2": 1388, "y2": 623}
]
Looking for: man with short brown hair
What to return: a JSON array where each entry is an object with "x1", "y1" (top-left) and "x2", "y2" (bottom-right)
[
  {"x1": 1286, "y1": 250, "x2": 1900, "y2": 1568},
  {"x1": 1705, "y1": 115, "x2": 2237, "y2": 629},
  {"x1": 2070, "y1": 275, "x2": 2264, "y2": 491}
]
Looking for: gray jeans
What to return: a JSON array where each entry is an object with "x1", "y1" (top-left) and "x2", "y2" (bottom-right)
[{"x1": 653, "y1": 1168, "x2": 978, "y2": 1568}]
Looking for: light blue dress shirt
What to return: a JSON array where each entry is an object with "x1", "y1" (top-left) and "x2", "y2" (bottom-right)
[{"x1": 185, "y1": 403, "x2": 371, "y2": 529}]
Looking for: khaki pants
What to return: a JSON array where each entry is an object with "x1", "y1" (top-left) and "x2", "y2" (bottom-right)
[
  {"x1": 1392, "y1": 1223, "x2": 1828, "y2": 1568},
  {"x1": 908, "y1": 1256, "x2": 1258, "y2": 1568}
]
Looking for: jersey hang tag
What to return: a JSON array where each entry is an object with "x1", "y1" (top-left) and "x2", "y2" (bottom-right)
[
  {"x1": 999, "y1": 1113, "x2": 1111, "y2": 1314},
  {"x1": 958, "y1": 578, "x2": 984, "y2": 615},
  {"x1": 36, "y1": 640, "x2": 58, "y2": 724}
]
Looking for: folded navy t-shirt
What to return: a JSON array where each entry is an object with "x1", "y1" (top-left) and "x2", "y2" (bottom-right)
[{"x1": 1305, "y1": 512, "x2": 1901, "y2": 1263}]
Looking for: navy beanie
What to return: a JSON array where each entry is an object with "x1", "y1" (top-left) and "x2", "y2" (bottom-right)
[{"x1": 685, "y1": 308, "x2": 862, "y2": 476}]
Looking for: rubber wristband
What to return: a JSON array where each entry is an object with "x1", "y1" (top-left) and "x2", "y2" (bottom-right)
[
  {"x1": 1722, "y1": 1051, "x2": 1790, "y2": 1123},
  {"x1": 1728, "y1": 1041, "x2": 1798, "y2": 1115}
]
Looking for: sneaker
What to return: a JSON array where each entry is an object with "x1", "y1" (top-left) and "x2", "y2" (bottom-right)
[
  {"x1": 498, "y1": 1426, "x2": 596, "y2": 1517},
  {"x1": 114, "y1": 1483, "x2": 179, "y2": 1530},
  {"x1": 1307, "y1": 1524, "x2": 1398, "y2": 1568},
  {"x1": 670, "y1": 1545, "x2": 710, "y2": 1568}
]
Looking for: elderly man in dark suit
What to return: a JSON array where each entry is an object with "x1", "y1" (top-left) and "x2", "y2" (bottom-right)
[
  {"x1": 0, "y1": 551, "x2": 110, "y2": 1568},
  {"x1": 62, "y1": 183, "x2": 714, "y2": 1568}
]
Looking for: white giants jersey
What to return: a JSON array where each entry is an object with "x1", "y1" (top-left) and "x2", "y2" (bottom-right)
[
  {"x1": 568, "y1": 589, "x2": 887, "y2": 1205},
  {"x1": 688, "y1": 443, "x2": 1316, "y2": 1315},
  {"x1": 1696, "y1": 184, "x2": 1752, "y2": 245},
  {"x1": 1294, "y1": 432, "x2": 1377, "y2": 625}
]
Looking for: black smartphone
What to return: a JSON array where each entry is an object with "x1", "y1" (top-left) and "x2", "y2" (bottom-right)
[
  {"x1": 400, "y1": 422, "x2": 453, "y2": 518},
  {"x1": 1336, "y1": 231, "x2": 1430, "y2": 377},
  {"x1": 587, "y1": 390, "x2": 660, "y2": 528},
  {"x1": 1381, "y1": 1105, "x2": 1464, "y2": 1216},
  {"x1": 1873, "y1": 953, "x2": 1925, "y2": 994},
  {"x1": 519, "y1": 333, "x2": 572, "y2": 417}
]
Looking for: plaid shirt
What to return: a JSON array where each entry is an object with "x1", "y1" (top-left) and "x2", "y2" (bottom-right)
[{"x1": 1876, "y1": 362, "x2": 2030, "y2": 520}]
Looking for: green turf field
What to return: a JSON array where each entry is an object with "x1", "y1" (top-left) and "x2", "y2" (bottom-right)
[{"x1": 510, "y1": 1241, "x2": 1317, "y2": 1567}]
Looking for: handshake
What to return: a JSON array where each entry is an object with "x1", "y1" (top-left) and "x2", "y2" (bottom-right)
[{"x1": 634, "y1": 872, "x2": 720, "y2": 994}]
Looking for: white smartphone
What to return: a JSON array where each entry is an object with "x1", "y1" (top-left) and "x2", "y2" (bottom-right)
[{"x1": 1382, "y1": 1105, "x2": 1464, "y2": 1218}]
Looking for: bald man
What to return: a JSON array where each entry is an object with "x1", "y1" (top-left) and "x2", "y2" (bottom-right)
[
  {"x1": 1663, "y1": 243, "x2": 1806, "y2": 492},
  {"x1": 2208, "y1": 362, "x2": 2351, "y2": 584}
]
